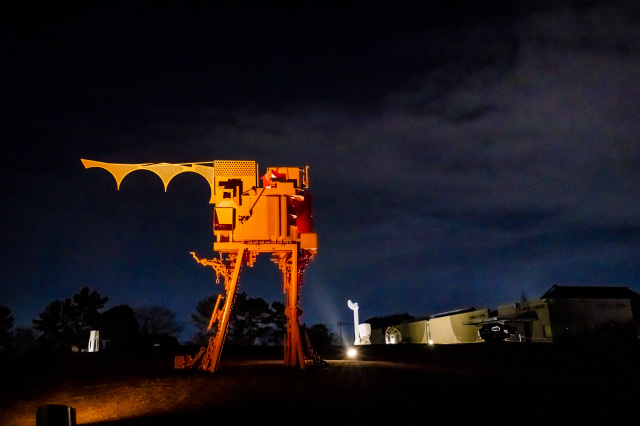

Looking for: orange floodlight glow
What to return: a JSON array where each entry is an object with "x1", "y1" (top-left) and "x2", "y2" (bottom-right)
[{"x1": 82, "y1": 159, "x2": 318, "y2": 372}]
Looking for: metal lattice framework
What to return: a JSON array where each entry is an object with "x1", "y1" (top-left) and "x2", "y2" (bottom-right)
[{"x1": 82, "y1": 158, "x2": 317, "y2": 372}]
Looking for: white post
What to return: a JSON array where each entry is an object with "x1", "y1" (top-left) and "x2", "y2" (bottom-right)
[
  {"x1": 347, "y1": 300, "x2": 360, "y2": 345},
  {"x1": 88, "y1": 330, "x2": 99, "y2": 352}
]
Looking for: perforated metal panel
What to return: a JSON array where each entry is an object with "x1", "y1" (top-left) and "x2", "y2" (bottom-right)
[
  {"x1": 213, "y1": 161, "x2": 257, "y2": 198},
  {"x1": 214, "y1": 160, "x2": 256, "y2": 178}
]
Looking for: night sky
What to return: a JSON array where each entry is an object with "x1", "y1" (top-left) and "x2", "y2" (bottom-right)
[{"x1": 2, "y1": 1, "x2": 639, "y2": 342}]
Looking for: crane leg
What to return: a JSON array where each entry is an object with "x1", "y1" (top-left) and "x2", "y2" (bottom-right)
[
  {"x1": 282, "y1": 248, "x2": 305, "y2": 369},
  {"x1": 200, "y1": 247, "x2": 244, "y2": 372}
]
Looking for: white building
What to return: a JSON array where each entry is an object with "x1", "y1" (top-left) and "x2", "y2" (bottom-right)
[{"x1": 368, "y1": 285, "x2": 640, "y2": 344}]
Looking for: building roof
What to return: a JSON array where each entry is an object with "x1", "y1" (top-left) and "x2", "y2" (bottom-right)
[
  {"x1": 541, "y1": 284, "x2": 640, "y2": 300},
  {"x1": 428, "y1": 306, "x2": 476, "y2": 319}
]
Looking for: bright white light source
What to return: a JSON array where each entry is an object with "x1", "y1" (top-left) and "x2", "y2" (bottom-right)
[
  {"x1": 347, "y1": 348, "x2": 357, "y2": 358},
  {"x1": 428, "y1": 339, "x2": 434, "y2": 345}
]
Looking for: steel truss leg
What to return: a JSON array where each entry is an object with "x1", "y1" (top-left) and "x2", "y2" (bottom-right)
[
  {"x1": 181, "y1": 244, "x2": 309, "y2": 372},
  {"x1": 282, "y1": 248, "x2": 305, "y2": 369},
  {"x1": 200, "y1": 247, "x2": 244, "y2": 372}
]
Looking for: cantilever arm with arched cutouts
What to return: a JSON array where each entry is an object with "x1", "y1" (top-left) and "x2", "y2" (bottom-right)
[{"x1": 81, "y1": 159, "x2": 216, "y2": 203}]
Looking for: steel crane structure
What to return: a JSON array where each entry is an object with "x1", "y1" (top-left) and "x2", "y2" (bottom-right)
[{"x1": 81, "y1": 159, "x2": 317, "y2": 372}]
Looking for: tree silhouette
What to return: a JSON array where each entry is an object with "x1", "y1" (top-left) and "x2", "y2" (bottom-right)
[
  {"x1": 191, "y1": 293, "x2": 334, "y2": 347},
  {"x1": 304, "y1": 323, "x2": 334, "y2": 349},
  {"x1": 190, "y1": 295, "x2": 220, "y2": 344},
  {"x1": 266, "y1": 301, "x2": 286, "y2": 345},
  {"x1": 192, "y1": 295, "x2": 218, "y2": 333},
  {"x1": 227, "y1": 292, "x2": 271, "y2": 345},
  {"x1": 135, "y1": 306, "x2": 183, "y2": 337},
  {"x1": 33, "y1": 298, "x2": 75, "y2": 349},
  {"x1": 33, "y1": 287, "x2": 109, "y2": 350},
  {"x1": 73, "y1": 287, "x2": 108, "y2": 331},
  {"x1": 99, "y1": 304, "x2": 140, "y2": 351},
  {"x1": 72, "y1": 287, "x2": 108, "y2": 347},
  {"x1": 12, "y1": 327, "x2": 36, "y2": 353},
  {"x1": 0, "y1": 305, "x2": 14, "y2": 351}
]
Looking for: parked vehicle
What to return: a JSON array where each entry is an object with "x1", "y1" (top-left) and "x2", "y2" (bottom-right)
[{"x1": 479, "y1": 323, "x2": 517, "y2": 342}]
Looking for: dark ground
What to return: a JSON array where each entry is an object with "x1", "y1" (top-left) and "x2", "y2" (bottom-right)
[{"x1": 1, "y1": 343, "x2": 639, "y2": 425}]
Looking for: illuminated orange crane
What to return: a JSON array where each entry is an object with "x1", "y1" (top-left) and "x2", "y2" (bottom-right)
[{"x1": 81, "y1": 159, "x2": 317, "y2": 372}]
